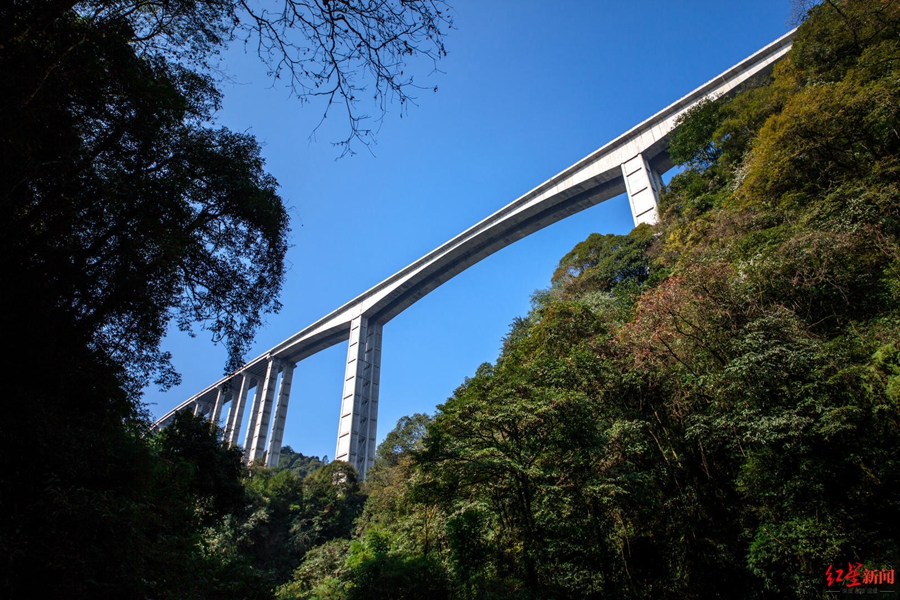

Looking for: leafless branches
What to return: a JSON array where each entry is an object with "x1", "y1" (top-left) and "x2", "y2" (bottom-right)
[
  {"x1": 789, "y1": 0, "x2": 822, "y2": 26},
  {"x1": 68, "y1": 0, "x2": 452, "y2": 155},
  {"x1": 235, "y1": 0, "x2": 453, "y2": 156}
]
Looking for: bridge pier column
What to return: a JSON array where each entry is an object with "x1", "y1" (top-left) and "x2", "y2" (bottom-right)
[
  {"x1": 335, "y1": 315, "x2": 382, "y2": 480},
  {"x1": 247, "y1": 359, "x2": 281, "y2": 463},
  {"x1": 622, "y1": 152, "x2": 663, "y2": 226},
  {"x1": 225, "y1": 374, "x2": 251, "y2": 447},
  {"x1": 265, "y1": 362, "x2": 295, "y2": 468},
  {"x1": 242, "y1": 379, "x2": 265, "y2": 458},
  {"x1": 211, "y1": 385, "x2": 226, "y2": 428}
]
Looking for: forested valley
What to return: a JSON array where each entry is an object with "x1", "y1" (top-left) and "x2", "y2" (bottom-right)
[{"x1": 3, "y1": 0, "x2": 900, "y2": 598}]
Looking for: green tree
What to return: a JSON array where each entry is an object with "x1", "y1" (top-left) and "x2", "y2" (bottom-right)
[
  {"x1": 235, "y1": 461, "x2": 366, "y2": 586},
  {"x1": 156, "y1": 410, "x2": 247, "y2": 522},
  {"x1": 550, "y1": 225, "x2": 655, "y2": 302},
  {"x1": 279, "y1": 446, "x2": 327, "y2": 480},
  {"x1": 301, "y1": 462, "x2": 367, "y2": 544},
  {"x1": 277, "y1": 531, "x2": 450, "y2": 600},
  {"x1": 3, "y1": 8, "x2": 289, "y2": 388},
  {"x1": 667, "y1": 97, "x2": 729, "y2": 169},
  {"x1": 240, "y1": 468, "x2": 309, "y2": 587},
  {"x1": 359, "y1": 414, "x2": 444, "y2": 567},
  {"x1": 0, "y1": 0, "x2": 451, "y2": 596},
  {"x1": 276, "y1": 539, "x2": 352, "y2": 599},
  {"x1": 374, "y1": 413, "x2": 432, "y2": 469},
  {"x1": 363, "y1": 7, "x2": 900, "y2": 599}
]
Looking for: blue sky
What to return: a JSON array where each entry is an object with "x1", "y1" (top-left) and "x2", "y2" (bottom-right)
[{"x1": 145, "y1": 1, "x2": 795, "y2": 461}]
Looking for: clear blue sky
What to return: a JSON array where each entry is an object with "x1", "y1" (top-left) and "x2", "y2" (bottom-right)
[{"x1": 145, "y1": 1, "x2": 795, "y2": 461}]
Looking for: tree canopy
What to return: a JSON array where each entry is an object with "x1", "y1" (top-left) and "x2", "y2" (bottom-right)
[
  {"x1": 293, "y1": 2, "x2": 900, "y2": 598},
  {"x1": 0, "y1": 0, "x2": 449, "y2": 596}
]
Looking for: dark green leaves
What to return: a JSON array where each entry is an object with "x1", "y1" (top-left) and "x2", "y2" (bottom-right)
[{"x1": 669, "y1": 96, "x2": 730, "y2": 169}]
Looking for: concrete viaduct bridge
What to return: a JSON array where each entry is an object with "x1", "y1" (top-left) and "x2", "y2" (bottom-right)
[{"x1": 154, "y1": 29, "x2": 795, "y2": 479}]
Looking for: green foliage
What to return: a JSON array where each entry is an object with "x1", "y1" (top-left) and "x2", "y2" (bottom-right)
[
  {"x1": 224, "y1": 460, "x2": 365, "y2": 592},
  {"x1": 279, "y1": 446, "x2": 327, "y2": 480},
  {"x1": 342, "y1": 531, "x2": 451, "y2": 600},
  {"x1": 668, "y1": 97, "x2": 730, "y2": 169},
  {"x1": 276, "y1": 539, "x2": 352, "y2": 599},
  {"x1": 1, "y1": 6, "x2": 289, "y2": 387},
  {"x1": 239, "y1": 468, "x2": 308, "y2": 586},
  {"x1": 156, "y1": 411, "x2": 247, "y2": 522},
  {"x1": 0, "y1": 0, "x2": 451, "y2": 596},
  {"x1": 550, "y1": 225, "x2": 655, "y2": 304},
  {"x1": 350, "y1": 3, "x2": 900, "y2": 598},
  {"x1": 279, "y1": 531, "x2": 451, "y2": 600},
  {"x1": 302, "y1": 462, "x2": 367, "y2": 544},
  {"x1": 740, "y1": 1, "x2": 900, "y2": 210},
  {"x1": 416, "y1": 314, "x2": 622, "y2": 597},
  {"x1": 374, "y1": 413, "x2": 432, "y2": 469}
]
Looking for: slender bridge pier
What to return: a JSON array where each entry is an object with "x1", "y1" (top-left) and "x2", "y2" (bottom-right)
[{"x1": 154, "y1": 30, "x2": 795, "y2": 479}]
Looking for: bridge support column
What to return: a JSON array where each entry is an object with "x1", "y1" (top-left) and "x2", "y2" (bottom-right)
[
  {"x1": 211, "y1": 385, "x2": 226, "y2": 428},
  {"x1": 335, "y1": 315, "x2": 382, "y2": 479},
  {"x1": 247, "y1": 359, "x2": 280, "y2": 463},
  {"x1": 242, "y1": 379, "x2": 265, "y2": 457},
  {"x1": 266, "y1": 362, "x2": 295, "y2": 468},
  {"x1": 622, "y1": 152, "x2": 663, "y2": 226},
  {"x1": 224, "y1": 375, "x2": 251, "y2": 446}
]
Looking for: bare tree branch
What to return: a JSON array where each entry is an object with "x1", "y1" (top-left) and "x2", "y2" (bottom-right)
[
  {"x1": 234, "y1": 0, "x2": 453, "y2": 156},
  {"x1": 67, "y1": 0, "x2": 451, "y2": 156}
]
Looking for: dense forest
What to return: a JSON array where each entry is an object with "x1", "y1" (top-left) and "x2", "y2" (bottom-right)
[
  {"x1": 255, "y1": 2, "x2": 900, "y2": 597},
  {"x1": 2, "y1": 0, "x2": 899, "y2": 598}
]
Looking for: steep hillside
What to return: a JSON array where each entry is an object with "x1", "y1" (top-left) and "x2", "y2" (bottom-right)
[{"x1": 281, "y1": 2, "x2": 900, "y2": 599}]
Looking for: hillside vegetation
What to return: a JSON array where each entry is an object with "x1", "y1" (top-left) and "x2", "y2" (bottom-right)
[{"x1": 281, "y1": 2, "x2": 900, "y2": 598}]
